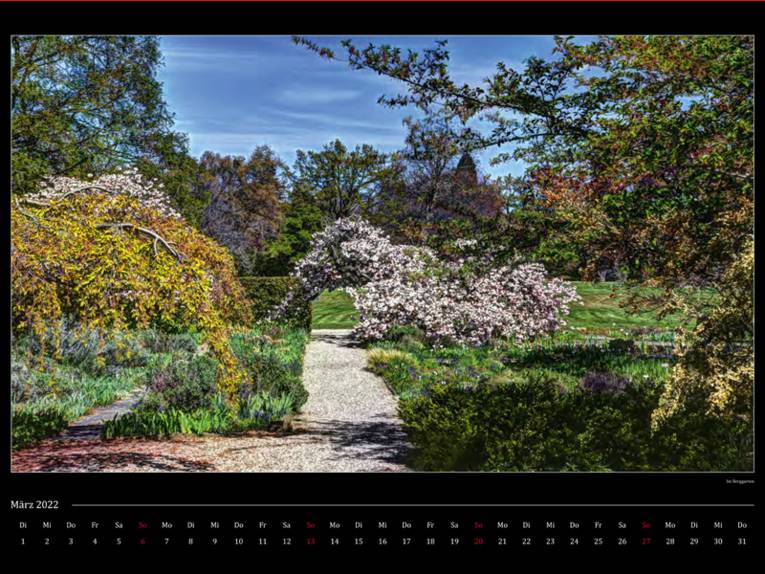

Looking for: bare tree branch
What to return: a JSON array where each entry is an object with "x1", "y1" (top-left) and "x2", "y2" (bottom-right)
[{"x1": 96, "y1": 222, "x2": 185, "y2": 262}]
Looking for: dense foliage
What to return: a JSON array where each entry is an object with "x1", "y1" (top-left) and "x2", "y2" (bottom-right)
[
  {"x1": 12, "y1": 319, "x2": 309, "y2": 447},
  {"x1": 11, "y1": 34, "x2": 753, "y2": 471},
  {"x1": 398, "y1": 376, "x2": 749, "y2": 471},
  {"x1": 11, "y1": 322, "x2": 154, "y2": 449},
  {"x1": 291, "y1": 139, "x2": 393, "y2": 220},
  {"x1": 369, "y1": 114, "x2": 505, "y2": 248},
  {"x1": 11, "y1": 35, "x2": 208, "y2": 223},
  {"x1": 296, "y1": 35, "x2": 753, "y2": 290},
  {"x1": 103, "y1": 325, "x2": 308, "y2": 439},
  {"x1": 252, "y1": 186, "x2": 324, "y2": 275},
  {"x1": 654, "y1": 239, "x2": 753, "y2": 428}
]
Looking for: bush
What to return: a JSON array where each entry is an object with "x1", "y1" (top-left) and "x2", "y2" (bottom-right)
[
  {"x1": 13, "y1": 405, "x2": 69, "y2": 450},
  {"x1": 581, "y1": 371, "x2": 631, "y2": 394},
  {"x1": 12, "y1": 177, "x2": 253, "y2": 397},
  {"x1": 140, "y1": 330, "x2": 200, "y2": 355},
  {"x1": 239, "y1": 276, "x2": 312, "y2": 329},
  {"x1": 12, "y1": 183, "x2": 252, "y2": 337},
  {"x1": 288, "y1": 217, "x2": 579, "y2": 345},
  {"x1": 398, "y1": 373, "x2": 750, "y2": 471},
  {"x1": 229, "y1": 327, "x2": 309, "y2": 408},
  {"x1": 140, "y1": 354, "x2": 220, "y2": 412},
  {"x1": 654, "y1": 239, "x2": 753, "y2": 428},
  {"x1": 11, "y1": 352, "x2": 52, "y2": 403}
]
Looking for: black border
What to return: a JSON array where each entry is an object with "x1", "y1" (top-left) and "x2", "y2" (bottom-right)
[{"x1": 2, "y1": 1, "x2": 760, "y2": 516}]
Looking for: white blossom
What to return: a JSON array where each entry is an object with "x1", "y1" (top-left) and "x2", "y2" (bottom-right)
[
  {"x1": 29, "y1": 168, "x2": 182, "y2": 219},
  {"x1": 282, "y1": 217, "x2": 581, "y2": 346}
]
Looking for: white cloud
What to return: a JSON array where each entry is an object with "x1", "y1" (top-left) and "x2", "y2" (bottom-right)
[
  {"x1": 269, "y1": 109, "x2": 404, "y2": 133},
  {"x1": 280, "y1": 87, "x2": 361, "y2": 104}
]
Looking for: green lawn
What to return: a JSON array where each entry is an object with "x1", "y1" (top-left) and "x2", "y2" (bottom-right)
[
  {"x1": 311, "y1": 282, "x2": 699, "y2": 334},
  {"x1": 311, "y1": 290, "x2": 359, "y2": 329},
  {"x1": 565, "y1": 281, "x2": 692, "y2": 334}
]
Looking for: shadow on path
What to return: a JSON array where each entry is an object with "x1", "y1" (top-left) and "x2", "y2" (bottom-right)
[
  {"x1": 12, "y1": 440, "x2": 214, "y2": 472},
  {"x1": 299, "y1": 416, "x2": 411, "y2": 467},
  {"x1": 311, "y1": 330, "x2": 365, "y2": 349}
]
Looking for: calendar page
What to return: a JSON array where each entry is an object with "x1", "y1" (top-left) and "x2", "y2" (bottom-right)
[{"x1": 4, "y1": 0, "x2": 757, "y2": 556}]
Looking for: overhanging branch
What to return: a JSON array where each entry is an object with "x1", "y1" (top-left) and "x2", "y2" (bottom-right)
[{"x1": 96, "y1": 222, "x2": 184, "y2": 262}]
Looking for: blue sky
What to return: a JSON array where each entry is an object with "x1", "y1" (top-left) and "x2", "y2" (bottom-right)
[{"x1": 158, "y1": 35, "x2": 560, "y2": 178}]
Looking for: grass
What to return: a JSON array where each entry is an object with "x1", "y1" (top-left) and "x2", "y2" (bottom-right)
[
  {"x1": 13, "y1": 362, "x2": 148, "y2": 422},
  {"x1": 311, "y1": 290, "x2": 359, "y2": 329},
  {"x1": 11, "y1": 364, "x2": 149, "y2": 449},
  {"x1": 565, "y1": 281, "x2": 693, "y2": 334}
]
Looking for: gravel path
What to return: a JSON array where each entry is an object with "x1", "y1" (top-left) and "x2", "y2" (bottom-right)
[{"x1": 12, "y1": 329, "x2": 411, "y2": 472}]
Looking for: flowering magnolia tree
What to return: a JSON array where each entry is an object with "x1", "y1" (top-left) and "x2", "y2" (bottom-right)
[
  {"x1": 286, "y1": 218, "x2": 580, "y2": 346},
  {"x1": 288, "y1": 218, "x2": 436, "y2": 300}
]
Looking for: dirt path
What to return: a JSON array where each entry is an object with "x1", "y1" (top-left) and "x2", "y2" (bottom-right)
[{"x1": 12, "y1": 329, "x2": 411, "y2": 472}]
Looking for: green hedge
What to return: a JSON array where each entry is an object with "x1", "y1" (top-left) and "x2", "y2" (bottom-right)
[
  {"x1": 239, "y1": 276, "x2": 311, "y2": 329},
  {"x1": 398, "y1": 375, "x2": 751, "y2": 471}
]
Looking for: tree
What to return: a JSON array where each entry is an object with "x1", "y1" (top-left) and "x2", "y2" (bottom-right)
[
  {"x1": 134, "y1": 138, "x2": 211, "y2": 227},
  {"x1": 370, "y1": 114, "x2": 505, "y2": 250},
  {"x1": 12, "y1": 36, "x2": 191, "y2": 198},
  {"x1": 294, "y1": 35, "x2": 753, "y2": 289},
  {"x1": 251, "y1": 185, "x2": 324, "y2": 276},
  {"x1": 291, "y1": 139, "x2": 391, "y2": 220},
  {"x1": 653, "y1": 239, "x2": 753, "y2": 430},
  {"x1": 399, "y1": 114, "x2": 460, "y2": 222},
  {"x1": 295, "y1": 34, "x2": 753, "y2": 424},
  {"x1": 199, "y1": 147, "x2": 285, "y2": 275}
]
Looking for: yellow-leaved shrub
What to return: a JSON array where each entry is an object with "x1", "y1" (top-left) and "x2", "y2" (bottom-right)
[
  {"x1": 11, "y1": 190, "x2": 253, "y2": 397},
  {"x1": 653, "y1": 238, "x2": 753, "y2": 428}
]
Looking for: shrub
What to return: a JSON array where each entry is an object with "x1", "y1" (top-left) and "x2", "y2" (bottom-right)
[
  {"x1": 103, "y1": 391, "x2": 294, "y2": 438},
  {"x1": 12, "y1": 175, "x2": 253, "y2": 396},
  {"x1": 11, "y1": 352, "x2": 52, "y2": 403},
  {"x1": 239, "y1": 276, "x2": 311, "y2": 329},
  {"x1": 397, "y1": 373, "x2": 749, "y2": 471},
  {"x1": 607, "y1": 338, "x2": 636, "y2": 355},
  {"x1": 654, "y1": 238, "x2": 753, "y2": 428},
  {"x1": 140, "y1": 354, "x2": 220, "y2": 412},
  {"x1": 12, "y1": 182, "x2": 252, "y2": 336},
  {"x1": 140, "y1": 330, "x2": 200, "y2": 355},
  {"x1": 229, "y1": 327, "x2": 309, "y2": 408},
  {"x1": 581, "y1": 371, "x2": 631, "y2": 394},
  {"x1": 21, "y1": 318, "x2": 149, "y2": 375},
  {"x1": 12, "y1": 405, "x2": 69, "y2": 450}
]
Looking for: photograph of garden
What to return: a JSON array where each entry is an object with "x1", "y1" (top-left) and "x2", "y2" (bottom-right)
[{"x1": 10, "y1": 35, "x2": 753, "y2": 472}]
